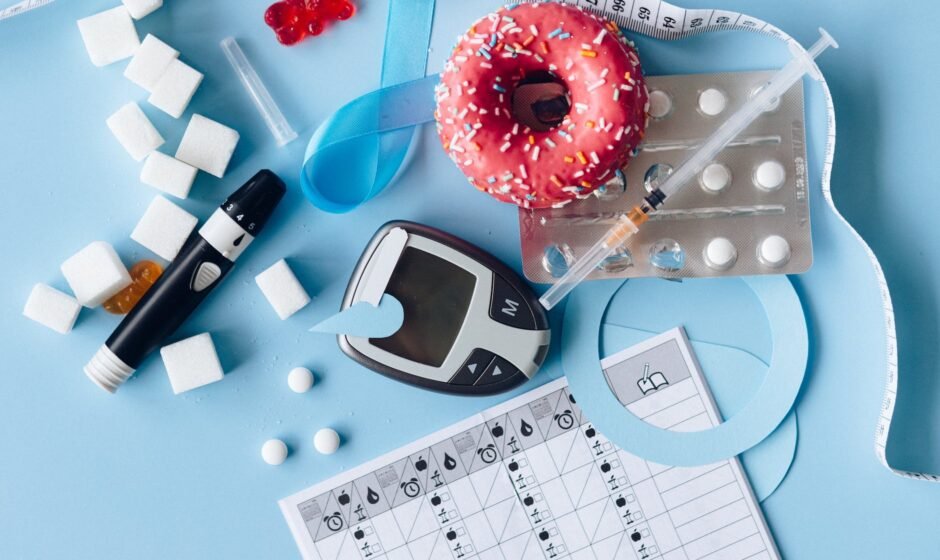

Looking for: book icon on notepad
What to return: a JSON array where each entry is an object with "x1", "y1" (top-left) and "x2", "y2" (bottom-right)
[{"x1": 637, "y1": 362, "x2": 669, "y2": 394}]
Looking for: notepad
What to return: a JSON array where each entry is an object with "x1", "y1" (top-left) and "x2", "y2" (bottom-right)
[{"x1": 280, "y1": 327, "x2": 780, "y2": 560}]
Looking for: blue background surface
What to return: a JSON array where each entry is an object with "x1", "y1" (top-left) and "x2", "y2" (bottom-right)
[{"x1": 2, "y1": 0, "x2": 939, "y2": 558}]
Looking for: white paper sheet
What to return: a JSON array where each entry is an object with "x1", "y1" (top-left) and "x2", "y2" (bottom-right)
[{"x1": 280, "y1": 327, "x2": 780, "y2": 560}]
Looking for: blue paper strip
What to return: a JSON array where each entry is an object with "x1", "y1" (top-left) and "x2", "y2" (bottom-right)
[
  {"x1": 300, "y1": 0, "x2": 438, "y2": 213},
  {"x1": 310, "y1": 295, "x2": 404, "y2": 339}
]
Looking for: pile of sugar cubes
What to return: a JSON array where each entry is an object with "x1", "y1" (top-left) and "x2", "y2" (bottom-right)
[
  {"x1": 23, "y1": 240, "x2": 127, "y2": 335},
  {"x1": 24, "y1": 2, "x2": 318, "y2": 402},
  {"x1": 76, "y1": 1, "x2": 241, "y2": 283},
  {"x1": 21, "y1": 2, "x2": 231, "y2": 394},
  {"x1": 78, "y1": 2, "x2": 240, "y2": 203}
]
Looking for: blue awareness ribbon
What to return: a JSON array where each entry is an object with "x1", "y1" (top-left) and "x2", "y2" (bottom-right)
[{"x1": 300, "y1": 0, "x2": 439, "y2": 213}]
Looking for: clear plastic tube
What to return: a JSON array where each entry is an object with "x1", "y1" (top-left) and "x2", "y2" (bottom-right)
[
  {"x1": 539, "y1": 28, "x2": 838, "y2": 310},
  {"x1": 220, "y1": 37, "x2": 298, "y2": 147}
]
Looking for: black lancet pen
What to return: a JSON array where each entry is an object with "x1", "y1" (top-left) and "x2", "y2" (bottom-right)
[{"x1": 84, "y1": 170, "x2": 286, "y2": 393}]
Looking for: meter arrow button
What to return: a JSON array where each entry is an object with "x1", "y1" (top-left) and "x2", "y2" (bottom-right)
[
  {"x1": 449, "y1": 349, "x2": 494, "y2": 386},
  {"x1": 477, "y1": 356, "x2": 522, "y2": 386}
]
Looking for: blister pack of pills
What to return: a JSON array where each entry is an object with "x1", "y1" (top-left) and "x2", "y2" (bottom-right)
[{"x1": 519, "y1": 70, "x2": 811, "y2": 282}]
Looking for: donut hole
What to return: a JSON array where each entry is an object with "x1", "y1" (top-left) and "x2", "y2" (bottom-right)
[{"x1": 511, "y1": 71, "x2": 571, "y2": 132}]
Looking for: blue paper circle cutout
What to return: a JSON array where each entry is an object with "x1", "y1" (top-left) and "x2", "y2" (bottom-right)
[{"x1": 561, "y1": 276, "x2": 808, "y2": 467}]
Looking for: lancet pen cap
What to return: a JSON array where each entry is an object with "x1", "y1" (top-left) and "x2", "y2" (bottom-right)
[{"x1": 221, "y1": 169, "x2": 287, "y2": 235}]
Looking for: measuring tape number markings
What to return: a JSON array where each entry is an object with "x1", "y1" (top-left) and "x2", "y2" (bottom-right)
[{"x1": 0, "y1": 0, "x2": 54, "y2": 22}]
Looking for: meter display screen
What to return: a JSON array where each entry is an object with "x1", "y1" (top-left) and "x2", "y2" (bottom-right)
[{"x1": 371, "y1": 247, "x2": 476, "y2": 367}]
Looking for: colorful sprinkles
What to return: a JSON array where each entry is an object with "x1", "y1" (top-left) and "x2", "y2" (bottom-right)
[{"x1": 434, "y1": 1, "x2": 649, "y2": 208}]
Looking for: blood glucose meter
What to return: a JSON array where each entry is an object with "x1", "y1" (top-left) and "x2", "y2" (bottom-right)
[{"x1": 339, "y1": 221, "x2": 551, "y2": 395}]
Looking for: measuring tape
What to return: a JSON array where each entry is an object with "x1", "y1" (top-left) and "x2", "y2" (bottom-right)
[
  {"x1": 0, "y1": 0, "x2": 53, "y2": 21},
  {"x1": 514, "y1": 0, "x2": 935, "y2": 483}
]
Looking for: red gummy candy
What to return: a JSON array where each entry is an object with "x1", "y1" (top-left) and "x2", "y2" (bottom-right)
[
  {"x1": 307, "y1": 18, "x2": 324, "y2": 37},
  {"x1": 264, "y1": 0, "x2": 355, "y2": 45},
  {"x1": 320, "y1": 0, "x2": 355, "y2": 20},
  {"x1": 264, "y1": 1, "x2": 303, "y2": 28},
  {"x1": 276, "y1": 25, "x2": 307, "y2": 46}
]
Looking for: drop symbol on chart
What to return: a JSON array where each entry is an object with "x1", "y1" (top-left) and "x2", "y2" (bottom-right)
[
  {"x1": 366, "y1": 487, "x2": 380, "y2": 505},
  {"x1": 520, "y1": 419, "x2": 534, "y2": 437},
  {"x1": 443, "y1": 453, "x2": 457, "y2": 471}
]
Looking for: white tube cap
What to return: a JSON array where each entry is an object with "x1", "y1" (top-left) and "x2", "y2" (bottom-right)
[{"x1": 84, "y1": 345, "x2": 135, "y2": 393}]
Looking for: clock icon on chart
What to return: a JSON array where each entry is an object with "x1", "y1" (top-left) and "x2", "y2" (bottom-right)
[{"x1": 323, "y1": 512, "x2": 344, "y2": 532}]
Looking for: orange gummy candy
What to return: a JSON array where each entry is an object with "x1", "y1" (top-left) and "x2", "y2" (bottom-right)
[{"x1": 103, "y1": 260, "x2": 163, "y2": 315}]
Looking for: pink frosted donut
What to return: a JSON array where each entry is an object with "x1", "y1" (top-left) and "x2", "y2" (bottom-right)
[{"x1": 435, "y1": 2, "x2": 649, "y2": 209}]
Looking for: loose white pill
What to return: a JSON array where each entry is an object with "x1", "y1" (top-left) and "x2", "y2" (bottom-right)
[
  {"x1": 704, "y1": 238, "x2": 738, "y2": 270},
  {"x1": 314, "y1": 428, "x2": 340, "y2": 455},
  {"x1": 701, "y1": 163, "x2": 732, "y2": 193},
  {"x1": 758, "y1": 235, "x2": 791, "y2": 267},
  {"x1": 754, "y1": 160, "x2": 786, "y2": 191},
  {"x1": 647, "y1": 90, "x2": 673, "y2": 119},
  {"x1": 261, "y1": 439, "x2": 288, "y2": 466},
  {"x1": 698, "y1": 88, "x2": 727, "y2": 116},
  {"x1": 288, "y1": 367, "x2": 315, "y2": 393}
]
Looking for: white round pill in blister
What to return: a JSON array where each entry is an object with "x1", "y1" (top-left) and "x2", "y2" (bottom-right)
[
  {"x1": 698, "y1": 88, "x2": 727, "y2": 116},
  {"x1": 262, "y1": 439, "x2": 288, "y2": 466},
  {"x1": 701, "y1": 163, "x2": 732, "y2": 193},
  {"x1": 648, "y1": 90, "x2": 673, "y2": 119},
  {"x1": 314, "y1": 428, "x2": 341, "y2": 455},
  {"x1": 288, "y1": 367, "x2": 315, "y2": 393},
  {"x1": 758, "y1": 235, "x2": 791, "y2": 267},
  {"x1": 754, "y1": 160, "x2": 786, "y2": 191},
  {"x1": 704, "y1": 238, "x2": 737, "y2": 270}
]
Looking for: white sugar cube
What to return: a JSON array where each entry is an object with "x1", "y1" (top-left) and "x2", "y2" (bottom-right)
[
  {"x1": 77, "y1": 6, "x2": 140, "y2": 67},
  {"x1": 23, "y1": 284, "x2": 81, "y2": 334},
  {"x1": 176, "y1": 114, "x2": 239, "y2": 178},
  {"x1": 122, "y1": 0, "x2": 163, "y2": 20},
  {"x1": 160, "y1": 333, "x2": 224, "y2": 394},
  {"x1": 148, "y1": 59, "x2": 203, "y2": 118},
  {"x1": 107, "y1": 102, "x2": 164, "y2": 161},
  {"x1": 124, "y1": 34, "x2": 178, "y2": 91},
  {"x1": 255, "y1": 259, "x2": 310, "y2": 320},
  {"x1": 131, "y1": 196, "x2": 198, "y2": 261},
  {"x1": 61, "y1": 241, "x2": 132, "y2": 308},
  {"x1": 140, "y1": 152, "x2": 197, "y2": 198}
]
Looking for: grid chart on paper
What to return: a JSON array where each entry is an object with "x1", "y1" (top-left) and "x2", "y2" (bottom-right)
[{"x1": 282, "y1": 331, "x2": 779, "y2": 560}]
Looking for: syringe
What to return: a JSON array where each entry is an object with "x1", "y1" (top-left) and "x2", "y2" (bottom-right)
[{"x1": 538, "y1": 28, "x2": 838, "y2": 310}]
